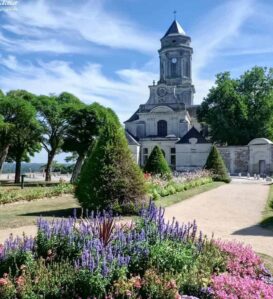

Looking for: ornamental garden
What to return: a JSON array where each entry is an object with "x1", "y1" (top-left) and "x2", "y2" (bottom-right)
[{"x1": 0, "y1": 89, "x2": 272, "y2": 298}]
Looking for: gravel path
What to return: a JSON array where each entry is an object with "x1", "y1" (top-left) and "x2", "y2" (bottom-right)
[
  {"x1": 0, "y1": 226, "x2": 38, "y2": 243},
  {"x1": 164, "y1": 179, "x2": 273, "y2": 256},
  {"x1": 0, "y1": 179, "x2": 272, "y2": 257}
]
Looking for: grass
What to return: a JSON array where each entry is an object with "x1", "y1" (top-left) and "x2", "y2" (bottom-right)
[
  {"x1": 260, "y1": 183, "x2": 273, "y2": 231},
  {"x1": 257, "y1": 253, "x2": 273, "y2": 274},
  {"x1": 0, "y1": 194, "x2": 80, "y2": 229},
  {"x1": 155, "y1": 181, "x2": 224, "y2": 208},
  {"x1": 0, "y1": 181, "x2": 225, "y2": 230}
]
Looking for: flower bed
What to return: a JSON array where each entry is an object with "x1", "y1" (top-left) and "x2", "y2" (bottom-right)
[
  {"x1": 145, "y1": 170, "x2": 213, "y2": 200},
  {"x1": 0, "y1": 203, "x2": 272, "y2": 298},
  {"x1": 0, "y1": 183, "x2": 74, "y2": 204}
]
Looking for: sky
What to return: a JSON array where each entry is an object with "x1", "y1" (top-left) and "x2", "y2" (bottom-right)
[{"x1": 0, "y1": 0, "x2": 273, "y2": 163}]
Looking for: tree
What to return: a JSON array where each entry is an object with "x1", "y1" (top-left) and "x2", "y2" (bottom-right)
[
  {"x1": 144, "y1": 145, "x2": 171, "y2": 177},
  {"x1": 7, "y1": 118, "x2": 42, "y2": 183},
  {"x1": 0, "y1": 92, "x2": 40, "y2": 175},
  {"x1": 75, "y1": 108, "x2": 146, "y2": 214},
  {"x1": 35, "y1": 92, "x2": 83, "y2": 181},
  {"x1": 62, "y1": 103, "x2": 103, "y2": 183},
  {"x1": 197, "y1": 67, "x2": 273, "y2": 145},
  {"x1": 238, "y1": 67, "x2": 273, "y2": 140},
  {"x1": 5, "y1": 90, "x2": 42, "y2": 183},
  {"x1": 204, "y1": 145, "x2": 230, "y2": 183}
]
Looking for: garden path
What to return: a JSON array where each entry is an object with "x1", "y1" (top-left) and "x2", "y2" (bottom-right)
[
  {"x1": 164, "y1": 178, "x2": 273, "y2": 257},
  {"x1": 0, "y1": 179, "x2": 272, "y2": 258}
]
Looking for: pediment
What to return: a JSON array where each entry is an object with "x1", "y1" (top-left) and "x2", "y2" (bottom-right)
[{"x1": 150, "y1": 106, "x2": 174, "y2": 113}]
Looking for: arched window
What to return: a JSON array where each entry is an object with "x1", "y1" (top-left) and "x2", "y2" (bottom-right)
[
  {"x1": 171, "y1": 62, "x2": 177, "y2": 77},
  {"x1": 157, "y1": 120, "x2": 167, "y2": 137},
  {"x1": 185, "y1": 60, "x2": 190, "y2": 77}
]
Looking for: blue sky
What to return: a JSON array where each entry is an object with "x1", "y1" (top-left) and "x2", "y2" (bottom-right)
[{"x1": 1, "y1": 0, "x2": 273, "y2": 163}]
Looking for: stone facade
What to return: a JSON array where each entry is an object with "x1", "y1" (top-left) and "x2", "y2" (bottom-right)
[
  {"x1": 125, "y1": 20, "x2": 273, "y2": 176},
  {"x1": 218, "y1": 146, "x2": 249, "y2": 174}
]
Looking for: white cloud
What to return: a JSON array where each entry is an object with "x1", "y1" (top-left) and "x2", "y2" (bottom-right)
[
  {"x1": 189, "y1": 0, "x2": 262, "y2": 102},
  {"x1": 2, "y1": 0, "x2": 158, "y2": 54},
  {"x1": 0, "y1": 55, "x2": 155, "y2": 122}
]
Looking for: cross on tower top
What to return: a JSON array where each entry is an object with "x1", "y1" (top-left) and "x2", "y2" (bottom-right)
[{"x1": 173, "y1": 10, "x2": 177, "y2": 20}]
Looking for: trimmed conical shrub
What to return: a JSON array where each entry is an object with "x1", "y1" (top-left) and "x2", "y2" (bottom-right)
[
  {"x1": 75, "y1": 109, "x2": 147, "y2": 214},
  {"x1": 204, "y1": 145, "x2": 231, "y2": 183},
  {"x1": 144, "y1": 145, "x2": 171, "y2": 178}
]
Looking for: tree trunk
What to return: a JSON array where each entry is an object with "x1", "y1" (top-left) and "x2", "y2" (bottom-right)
[
  {"x1": 45, "y1": 152, "x2": 55, "y2": 182},
  {"x1": 70, "y1": 154, "x2": 85, "y2": 184},
  {"x1": 0, "y1": 144, "x2": 10, "y2": 174},
  {"x1": 14, "y1": 157, "x2": 21, "y2": 184}
]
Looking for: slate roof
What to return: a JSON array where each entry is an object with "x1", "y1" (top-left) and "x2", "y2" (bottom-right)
[
  {"x1": 176, "y1": 127, "x2": 208, "y2": 144},
  {"x1": 124, "y1": 109, "x2": 139, "y2": 123},
  {"x1": 125, "y1": 130, "x2": 140, "y2": 146},
  {"x1": 163, "y1": 20, "x2": 186, "y2": 37}
]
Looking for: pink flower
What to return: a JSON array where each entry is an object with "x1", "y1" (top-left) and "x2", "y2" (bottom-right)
[
  {"x1": 133, "y1": 276, "x2": 142, "y2": 289},
  {"x1": 167, "y1": 279, "x2": 177, "y2": 289},
  {"x1": 16, "y1": 275, "x2": 25, "y2": 286},
  {"x1": 211, "y1": 274, "x2": 273, "y2": 299},
  {"x1": 214, "y1": 240, "x2": 266, "y2": 278},
  {"x1": 0, "y1": 278, "x2": 7, "y2": 286},
  {"x1": 175, "y1": 293, "x2": 182, "y2": 299}
]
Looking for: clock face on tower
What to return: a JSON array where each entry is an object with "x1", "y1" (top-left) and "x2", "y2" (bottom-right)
[
  {"x1": 171, "y1": 57, "x2": 177, "y2": 63},
  {"x1": 157, "y1": 87, "x2": 167, "y2": 97}
]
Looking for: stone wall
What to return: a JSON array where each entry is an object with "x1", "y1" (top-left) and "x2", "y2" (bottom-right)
[
  {"x1": 248, "y1": 143, "x2": 273, "y2": 174},
  {"x1": 127, "y1": 138, "x2": 273, "y2": 175},
  {"x1": 139, "y1": 139, "x2": 178, "y2": 166},
  {"x1": 218, "y1": 146, "x2": 249, "y2": 175},
  {"x1": 175, "y1": 143, "x2": 211, "y2": 171}
]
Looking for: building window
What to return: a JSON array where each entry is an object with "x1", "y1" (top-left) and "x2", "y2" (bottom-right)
[
  {"x1": 143, "y1": 148, "x2": 148, "y2": 165},
  {"x1": 170, "y1": 148, "x2": 176, "y2": 166},
  {"x1": 136, "y1": 121, "x2": 146, "y2": 138},
  {"x1": 157, "y1": 120, "x2": 167, "y2": 137},
  {"x1": 185, "y1": 60, "x2": 190, "y2": 77},
  {"x1": 171, "y1": 61, "x2": 177, "y2": 77}
]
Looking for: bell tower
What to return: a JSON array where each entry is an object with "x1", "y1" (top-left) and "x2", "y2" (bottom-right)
[
  {"x1": 157, "y1": 20, "x2": 195, "y2": 106},
  {"x1": 159, "y1": 20, "x2": 193, "y2": 86}
]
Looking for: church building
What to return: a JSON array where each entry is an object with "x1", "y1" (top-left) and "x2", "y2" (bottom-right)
[{"x1": 125, "y1": 19, "x2": 273, "y2": 175}]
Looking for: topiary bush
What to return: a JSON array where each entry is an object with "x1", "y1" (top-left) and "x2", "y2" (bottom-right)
[
  {"x1": 144, "y1": 145, "x2": 171, "y2": 178},
  {"x1": 75, "y1": 109, "x2": 147, "y2": 214},
  {"x1": 204, "y1": 145, "x2": 231, "y2": 183}
]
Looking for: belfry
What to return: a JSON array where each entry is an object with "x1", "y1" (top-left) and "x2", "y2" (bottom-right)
[{"x1": 125, "y1": 19, "x2": 203, "y2": 168}]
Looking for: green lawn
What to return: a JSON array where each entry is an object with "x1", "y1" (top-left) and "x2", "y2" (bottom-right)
[
  {"x1": 155, "y1": 181, "x2": 224, "y2": 208},
  {"x1": 0, "y1": 194, "x2": 80, "y2": 229},
  {"x1": 260, "y1": 183, "x2": 273, "y2": 231},
  {"x1": 257, "y1": 253, "x2": 273, "y2": 274},
  {"x1": 0, "y1": 181, "x2": 224, "y2": 230}
]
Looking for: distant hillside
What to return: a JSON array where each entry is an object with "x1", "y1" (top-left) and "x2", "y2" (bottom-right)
[{"x1": 2, "y1": 163, "x2": 45, "y2": 173}]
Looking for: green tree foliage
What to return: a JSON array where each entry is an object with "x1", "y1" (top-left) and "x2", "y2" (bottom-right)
[
  {"x1": 35, "y1": 92, "x2": 83, "y2": 181},
  {"x1": 0, "y1": 91, "x2": 41, "y2": 177},
  {"x1": 5, "y1": 90, "x2": 42, "y2": 183},
  {"x1": 144, "y1": 145, "x2": 171, "y2": 177},
  {"x1": 204, "y1": 145, "x2": 230, "y2": 183},
  {"x1": 197, "y1": 67, "x2": 273, "y2": 145},
  {"x1": 75, "y1": 109, "x2": 146, "y2": 214},
  {"x1": 62, "y1": 103, "x2": 103, "y2": 183}
]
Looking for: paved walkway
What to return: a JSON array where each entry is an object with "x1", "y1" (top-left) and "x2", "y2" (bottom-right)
[{"x1": 165, "y1": 179, "x2": 273, "y2": 256}]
